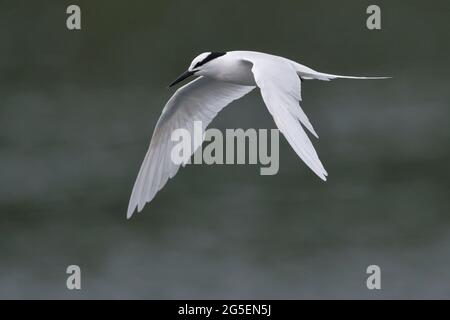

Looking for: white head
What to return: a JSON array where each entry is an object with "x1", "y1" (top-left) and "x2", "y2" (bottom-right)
[{"x1": 169, "y1": 52, "x2": 227, "y2": 87}]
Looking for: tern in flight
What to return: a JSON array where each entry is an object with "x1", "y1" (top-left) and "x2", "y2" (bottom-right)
[{"x1": 127, "y1": 51, "x2": 388, "y2": 218}]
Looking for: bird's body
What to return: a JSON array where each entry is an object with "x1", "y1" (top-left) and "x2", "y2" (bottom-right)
[{"x1": 127, "y1": 50, "x2": 389, "y2": 218}]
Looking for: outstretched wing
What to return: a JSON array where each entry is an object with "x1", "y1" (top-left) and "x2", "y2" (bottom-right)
[
  {"x1": 245, "y1": 57, "x2": 328, "y2": 181},
  {"x1": 128, "y1": 76, "x2": 254, "y2": 218}
]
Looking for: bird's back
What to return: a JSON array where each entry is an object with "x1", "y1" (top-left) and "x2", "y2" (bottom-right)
[{"x1": 227, "y1": 50, "x2": 315, "y2": 80}]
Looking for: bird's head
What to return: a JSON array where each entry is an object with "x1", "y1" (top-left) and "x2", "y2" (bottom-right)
[{"x1": 168, "y1": 52, "x2": 227, "y2": 87}]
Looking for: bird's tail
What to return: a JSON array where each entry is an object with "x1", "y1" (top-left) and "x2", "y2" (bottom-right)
[
  {"x1": 295, "y1": 65, "x2": 391, "y2": 81},
  {"x1": 305, "y1": 72, "x2": 391, "y2": 81}
]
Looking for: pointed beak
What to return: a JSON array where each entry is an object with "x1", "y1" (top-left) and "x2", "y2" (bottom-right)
[{"x1": 168, "y1": 70, "x2": 195, "y2": 88}]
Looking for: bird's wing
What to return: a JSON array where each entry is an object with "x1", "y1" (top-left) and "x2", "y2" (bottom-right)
[
  {"x1": 128, "y1": 76, "x2": 255, "y2": 218},
  {"x1": 244, "y1": 57, "x2": 328, "y2": 181}
]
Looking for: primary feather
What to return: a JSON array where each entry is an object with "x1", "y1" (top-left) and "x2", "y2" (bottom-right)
[{"x1": 127, "y1": 77, "x2": 254, "y2": 218}]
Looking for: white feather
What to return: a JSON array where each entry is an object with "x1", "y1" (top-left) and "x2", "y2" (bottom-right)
[
  {"x1": 243, "y1": 56, "x2": 328, "y2": 181},
  {"x1": 127, "y1": 77, "x2": 254, "y2": 218}
]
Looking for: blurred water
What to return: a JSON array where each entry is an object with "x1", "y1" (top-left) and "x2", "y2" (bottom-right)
[{"x1": 0, "y1": 0, "x2": 449, "y2": 299}]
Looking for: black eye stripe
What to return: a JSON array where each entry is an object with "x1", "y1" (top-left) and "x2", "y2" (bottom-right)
[{"x1": 194, "y1": 52, "x2": 226, "y2": 69}]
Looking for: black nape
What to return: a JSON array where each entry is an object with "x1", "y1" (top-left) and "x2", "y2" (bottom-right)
[{"x1": 194, "y1": 52, "x2": 226, "y2": 69}]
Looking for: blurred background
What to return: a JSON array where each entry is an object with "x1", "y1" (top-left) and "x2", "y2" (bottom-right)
[{"x1": 0, "y1": 0, "x2": 449, "y2": 299}]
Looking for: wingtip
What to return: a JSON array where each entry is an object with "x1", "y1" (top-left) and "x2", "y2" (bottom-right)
[
  {"x1": 318, "y1": 169, "x2": 328, "y2": 182},
  {"x1": 126, "y1": 202, "x2": 138, "y2": 220}
]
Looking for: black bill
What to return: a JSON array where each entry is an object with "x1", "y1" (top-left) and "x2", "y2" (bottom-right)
[{"x1": 168, "y1": 70, "x2": 195, "y2": 88}]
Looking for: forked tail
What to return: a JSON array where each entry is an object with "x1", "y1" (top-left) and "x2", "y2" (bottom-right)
[
  {"x1": 306, "y1": 72, "x2": 391, "y2": 81},
  {"x1": 295, "y1": 65, "x2": 391, "y2": 81}
]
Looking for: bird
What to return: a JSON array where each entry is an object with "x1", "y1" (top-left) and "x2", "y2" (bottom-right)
[{"x1": 127, "y1": 50, "x2": 389, "y2": 218}]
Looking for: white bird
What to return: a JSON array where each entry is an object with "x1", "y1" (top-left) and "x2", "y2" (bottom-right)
[{"x1": 127, "y1": 50, "x2": 388, "y2": 218}]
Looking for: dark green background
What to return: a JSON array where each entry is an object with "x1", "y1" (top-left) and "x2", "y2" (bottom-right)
[{"x1": 0, "y1": 0, "x2": 449, "y2": 298}]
